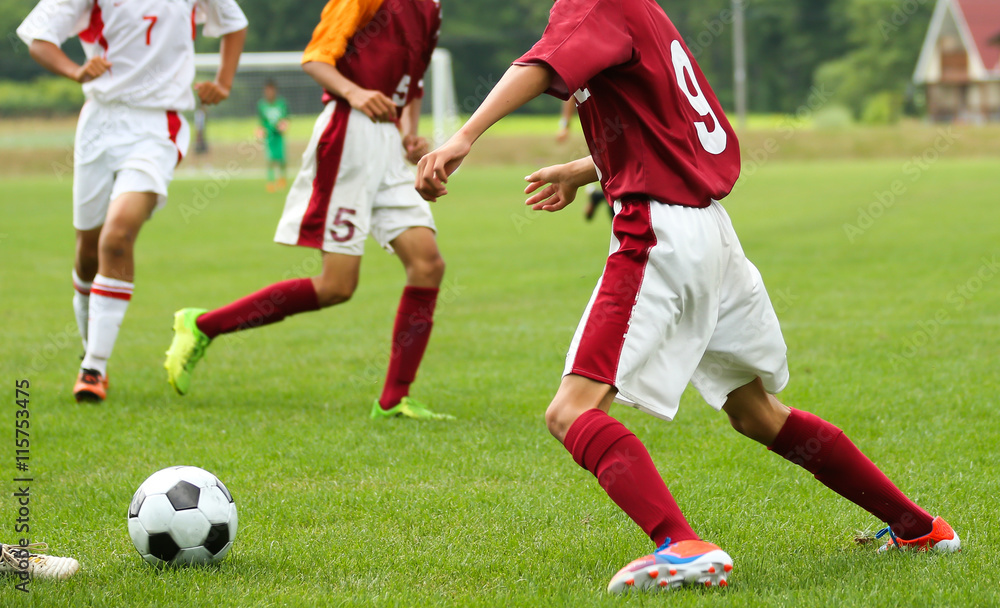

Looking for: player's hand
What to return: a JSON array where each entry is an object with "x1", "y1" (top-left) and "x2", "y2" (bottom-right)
[
  {"x1": 74, "y1": 57, "x2": 111, "y2": 83},
  {"x1": 277, "y1": 119, "x2": 290, "y2": 134},
  {"x1": 346, "y1": 88, "x2": 397, "y2": 123},
  {"x1": 415, "y1": 135, "x2": 472, "y2": 202},
  {"x1": 524, "y1": 163, "x2": 584, "y2": 212},
  {"x1": 195, "y1": 81, "x2": 230, "y2": 106},
  {"x1": 555, "y1": 126, "x2": 570, "y2": 143},
  {"x1": 402, "y1": 134, "x2": 429, "y2": 165},
  {"x1": 254, "y1": 127, "x2": 265, "y2": 142}
]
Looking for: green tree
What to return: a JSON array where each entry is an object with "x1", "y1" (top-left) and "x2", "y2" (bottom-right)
[{"x1": 814, "y1": 0, "x2": 934, "y2": 121}]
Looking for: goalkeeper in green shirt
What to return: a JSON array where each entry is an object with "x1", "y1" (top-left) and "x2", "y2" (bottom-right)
[{"x1": 257, "y1": 80, "x2": 289, "y2": 192}]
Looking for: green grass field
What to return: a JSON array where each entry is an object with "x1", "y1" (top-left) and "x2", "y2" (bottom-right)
[{"x1": 2, "y1": 157, "x2": 999, "y2": 607}]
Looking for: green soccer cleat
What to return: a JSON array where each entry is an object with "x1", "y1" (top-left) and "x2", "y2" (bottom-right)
[
  {"x1": 370, "y1": 396, "x2": 455, "y2": 421},
  {"x1": 164, "y1": 308, "x2": 211, "y2": 396}
]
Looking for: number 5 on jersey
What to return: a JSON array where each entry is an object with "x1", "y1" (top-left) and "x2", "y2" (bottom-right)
[{"x1": 330, "y1": 207, "x2": 357, "y2": 243}]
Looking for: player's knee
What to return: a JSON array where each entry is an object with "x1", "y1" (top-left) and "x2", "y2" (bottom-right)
[
  {"x1": 544, "y1": 397, "x2": 580, "y2": 443},
  {"x1": 313, "y1": 281, "x2": 356, "y2": 308},
  {"x1": 98, "y1": 227, "x2": 136, "y2": 260},
  {"x1": 407, "y1": 253, "x2": 445, "y2": 286}
]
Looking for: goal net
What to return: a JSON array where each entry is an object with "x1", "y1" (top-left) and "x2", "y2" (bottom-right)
[{"x1": 193, "y1": 49, "x2": 459, "y2": 146}]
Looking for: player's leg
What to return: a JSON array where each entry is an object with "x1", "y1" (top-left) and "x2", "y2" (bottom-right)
[
  {"x1": 371, "y1": 226, "x2": 450, "y2": 420},
  {"x1": 164, "y1": 256, "x2": 343, "y2": 396},
  {"x1": 546, "y1": 375, "x2": 697, "y2": 545},
  {"x1": 548, "y1": 375, "x2": 732, "y2": 592},
  {"x1": 723, "y1": 379, "x2": 958, "y2": 551},
  {"x1": 75, "y1": 191, "x2": 157, "y2": 402},
  {"x1": 697, "y1": 201, "x2": 957, "y2": 553},
  {"x1": 566, "y1": 200, "x2": 737, "y2": 592},
  {"x1": 73, "y1": 228, "x2": 101, "y2": 351}
]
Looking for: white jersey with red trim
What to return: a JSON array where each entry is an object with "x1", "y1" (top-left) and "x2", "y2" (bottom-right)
[{"x1": 17, "y1": 0, "x2": 247, "y2": 112}]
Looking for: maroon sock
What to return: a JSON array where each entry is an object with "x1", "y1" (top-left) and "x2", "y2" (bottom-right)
[
  {"x1": 769, "y1": 408, "x2": 933, "y2": 539},
  {"x1": 378, "y1": 286, "x2": 438, "y2": 409},
  {"x1": 564, "y1": 409, "x2": 698, "y2": 546},
  {"x1": 196, "y1": 278, "x2": 320, "y2": 339}
]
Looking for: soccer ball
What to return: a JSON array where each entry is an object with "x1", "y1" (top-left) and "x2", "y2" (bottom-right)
[{"x1": 127, "y1": 466, "x2": 238, "y2": 567}]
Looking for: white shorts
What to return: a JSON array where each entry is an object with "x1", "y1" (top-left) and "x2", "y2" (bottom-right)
[
  {"x1": 564, "y1": 198, "x2": 790, "y2": 421},
  {"x1": 73, "y1": 101, "x2": 189, "y2": 231},
  {"x1": 274, "y1": 99, "x2": 436, "y2": 255}
]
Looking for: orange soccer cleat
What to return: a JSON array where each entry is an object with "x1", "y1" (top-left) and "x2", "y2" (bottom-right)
[
  {"x1": 876, "y1": 516, "x2": 961, "y2": 553},
  {"x1": 73, "y1": 368, "x2": 108, "y2": 403}
]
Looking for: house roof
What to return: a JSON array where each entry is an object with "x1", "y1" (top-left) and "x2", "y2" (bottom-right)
[
  {"x1": 956, "y1": 0, "x2": 1000, "y2": 72},
  {"x1": 914, "y1": 0, "x2": 1000, "y2": 83}
]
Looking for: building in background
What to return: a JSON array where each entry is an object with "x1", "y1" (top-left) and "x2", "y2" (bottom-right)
[{"x1": 914, "y1": 0, "x2": 1000, "y2": 123}]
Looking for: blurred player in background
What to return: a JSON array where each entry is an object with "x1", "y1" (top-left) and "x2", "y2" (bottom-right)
[
  {"x1": 166, "y1": 0, "x2": 453, "y2": 421},
  {"x1": 417, "y1": 0, "x2": 959, "y2": 592},
  {"x1": 17, "y1": 0, "x2": 248, "y2": 403},
  {"x1": 556, "y1": 98, "x2": 610, "y2": 222},
  {"x1": 257, "y1": 80, "x2": 289, "y2": 192}
]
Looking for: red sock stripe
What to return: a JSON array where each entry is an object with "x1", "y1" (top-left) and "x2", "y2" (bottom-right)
[
  {"x1": 91, "y1": 284, "x2": 133, "y2": 301},
  {"x1": 73, "y1": 281, "x2": 92, "y2": 296}
]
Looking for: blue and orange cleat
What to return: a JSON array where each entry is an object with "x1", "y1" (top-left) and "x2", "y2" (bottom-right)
[
  {"x1": 876, "y1": 516, "x2": 961, "y2": 553},
  {"x1": 607, "y1": 538, "x2": 733, "y2": 593}
]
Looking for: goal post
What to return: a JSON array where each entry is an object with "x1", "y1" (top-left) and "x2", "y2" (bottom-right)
[{"x1": 193, "y1": 49, "x2": 458, "y2": 145}]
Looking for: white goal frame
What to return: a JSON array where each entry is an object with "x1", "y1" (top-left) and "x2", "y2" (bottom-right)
[{"x1": 194, "y1": 49, "x2": 459, "y2": 146}]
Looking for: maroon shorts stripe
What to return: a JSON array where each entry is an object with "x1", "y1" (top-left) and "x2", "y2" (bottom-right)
[
  {"x1": 570, "y1": 200, "x2": 656, "y2": 385},
  {"x1": 297, "y1": 99, "x2": 352, "y2": 249},
  {"x1": 91, "y1": 287, "x2": 132, "y2": 301},
  {"x1": 167, "y1": 110, "x2": 183, "y2": 165}
]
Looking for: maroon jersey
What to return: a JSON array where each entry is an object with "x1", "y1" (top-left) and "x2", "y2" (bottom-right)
[
  {"x1": 303, "y1": 0, "x2": 441, "y2": 109},
  {"x1": 516, "y1": 0, "x2": 741, "y2": 207}
]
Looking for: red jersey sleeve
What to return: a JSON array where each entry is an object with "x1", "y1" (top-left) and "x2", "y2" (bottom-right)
[
  {"x1": 412, "y1": 1, "x2": 441, "y2": 100},
  {"x1": 514, "y1": 0, "x2": 632, "y2": 100}
]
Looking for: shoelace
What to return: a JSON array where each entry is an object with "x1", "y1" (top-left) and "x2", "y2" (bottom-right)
[
  {"x1": 1, "y1": 542, "x2": 48, "y2": 567},
  {"x1": 654, "y1": 537, "x2": 673, "y2": 553},
  {"x1": 875, "y1": 526, "x2": 900, "y2": 549}
]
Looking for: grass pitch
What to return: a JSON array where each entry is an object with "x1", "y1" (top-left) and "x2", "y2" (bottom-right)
[{"x1": 1, "y1": 158, "x2": 998, "y2": 606}]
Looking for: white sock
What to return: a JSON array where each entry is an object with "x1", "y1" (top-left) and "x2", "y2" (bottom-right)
[
  {"x1": 72, "y1": 270, "x2": 92, "y2": 351},
  {"x1": 81, "y1": 274, "x2": 134, "y2": 376}
]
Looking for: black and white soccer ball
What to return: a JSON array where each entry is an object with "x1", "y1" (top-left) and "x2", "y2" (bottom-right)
[{"x1": 127, "y1": 466, "x2": 238, "y2": 567}]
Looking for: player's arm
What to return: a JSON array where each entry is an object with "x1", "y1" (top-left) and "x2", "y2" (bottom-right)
[
  {"x1": 415, "y1": 64, "x2": 553, "y2": 201},
  {"x1": 400, "y1": 96, "x2": 428, "y2": 165},
  {"x1": 302, "y1": 62, "x2": 397, "y2": 123},
  {"x1": 27, "y1": 40, "x2": 109, "y2": 84},
  {"x1": 195, "y1": 27, "x2": 247, "y2": 106},
  {"x1": 524, "y1": 156, "x2": 598, "y2": 212}
]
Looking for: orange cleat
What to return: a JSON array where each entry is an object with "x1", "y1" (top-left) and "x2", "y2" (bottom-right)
[
  {"x1": 73, "y1": 368, "x2": 108, "y2": 403},
  {"x1": 877, "y1": 516, "x2": 961, "y2": 553}
]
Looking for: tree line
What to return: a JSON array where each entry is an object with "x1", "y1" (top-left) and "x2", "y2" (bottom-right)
[{"x1": 0, "y1": 0, "x2": 935, "y2": 118}]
